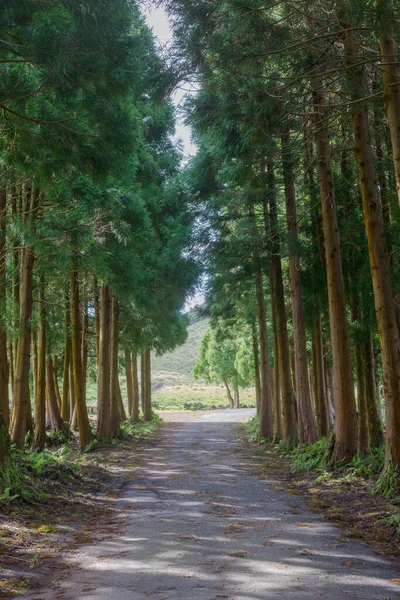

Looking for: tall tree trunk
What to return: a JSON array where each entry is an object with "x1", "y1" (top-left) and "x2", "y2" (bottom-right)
[
  {"x1": 109, "y1": 292, "x2": 121, "y2": 436},
  {"x1": 97, "y1": 283, "x2": 111, "y2": 439},
  {"x1": 34, "y1": 280, "x2": 46, "y2": 449},
  {"x1": 344, "y1": 26, "x2": 400, "y2": 486},
  {"x1": 142, "y1": 348, "x2": 152, "y2": 422},
  {"x1": 271, "y1": 303, "x2": 283, "y2": 439},
  {"x1": 53, "y1": 357, "x2": 62, "y2": 410},
  {"x1": 311, "y1": 316, "x2": 329, "y2": 437},
  {"x1": 264, "y1": 160, "x2": 296, "y2": 444},
  {"x1": 70, "y1": 263, "x2": 92, "y2": 449},
  {"x1": 117, "y1": 379, "x2": 127, "y2": 422},
  {"x1": 94, "y1": 277, "x2": 100, "y2": 363},
  {"x1": 223, "y1": 379, "x2": 234, "y2": 409},
  {"x1": 233, "y1": 380, "x2": 240, "y2": 409},
  {"x1": 0, "y1": 190, "x2": 9, "y2": 426},
  {"x1": 252, "y1": 328, "x2": 261, "y2": 414},
  {"x1": 61, "y1": 293, "x2": 71, "y2": 421},
  {"x1": 141, "y1": 353, "x2": 146, "y2": 415},
  {"x1": 81, "y1": 284, "x2": 89, "y2": 407},
  {"x1": 281, "y1": 129, "x2": 317, "y2": 444},
  {"x1": 312, "y1": 78, "x2": 358, "y2": 461},
  {"x1": 11, "y1": 188, "x2": 38, "y2": 447},
  {"x1": 378, "y1": 17, "x2": 400, "y2": 206},
  {"x1": 362, "y1": 338, "x2": 384, "y2": 448},
  {"x1": 131, "y1": 352, "x2": 140, "y2": 422},
  {"x1": 125, "y1": 348, "x2": 134, "y2": 418},
  {"x1": 46, "y1": 355, "x2": 66, "y2": 432}
]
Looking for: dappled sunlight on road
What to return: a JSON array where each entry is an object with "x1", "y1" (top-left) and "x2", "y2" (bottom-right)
[{"x1": 23, "y1": 411, "x2": 400, "y2": 600}]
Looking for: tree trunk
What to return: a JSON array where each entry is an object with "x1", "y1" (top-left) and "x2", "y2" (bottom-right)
[
  {"x1": 94, "y1": 277, "x2": 100, "y2": 363},
  {"x1": 379, "y1": 29, "x2": 400, "y2": 206},
  {"x1": 11, "y1": 188, "x2": 38, "y2": 447},
  {"x1": 344, "y1": 26, "x2": 400, "y2": 486},
  {"x1": 109, "y1": 292, "x2": 121, "y2": 436},
  {"x1": 0, "y1": 190, "x2": 9, "y2": 426},
  {"x1": 255, "y1": 272, "x2": 273, "y2": 438},
  {"x1": 81, "y1": 284, "x2": 89, "y2": 407},
  {"x1": 117, "y1": 379, "x2": 127, "y2": 422},
  {"x1": 233, "y1": 380, "x2": 240, "y2": 409},
  {"x1": 61, "y1": 293, "x2": 71, "y2": 421},
  {"x1": 264, "y1": 160, "x2": 296, "y2": 444},
  {"x1": 69, "y1": 364, "x2": 76, "y2": 427},
  {"x1": 131, "y1": 352, "x2": 140, "y2": 421},
  {"x1": 252, "y1": 329, "x2": 261, "y2": 414},
  {"x1": 312, "y1": 78, "x2": 358, "y2": 461},
  {"x1": 70, "y1": 263, "x2": 92, "y2": 449},
  {"x1": 223, "y1": 379, "x2": 234, "y2": 409},
  {"x1": 97, "y1": 283, "x2": 111, "y2": 439},
  {"x1": 141, "y1": 353, "x2": 146, "y2": 415},
  {"x1": 125, "y1": 348, "x2": 134, "y2": 418},
  {"x1": 46, "y1": 355, "x2": 66, "y2": 432},
  {"x1": 143, "y1": 348, "x2": 152, "y2": 422},
  {"x1": 281, "y1": 129, "x2": 317, "y2": 444},
  {"x1": 34, "y1": 281, "x2": 46, "y2": 449},
  {"x1": 271, "y1": 304, "x2": 283, "y2": 439},
  {"x1": 311, "y1": 316, "x2": 329, "y2": 437},
  {"x1": 362, "y1": 338, "x2": 384, "y2": 448},
  {"x1": 53, "y1": 357, "x2": 62, "y2": 409}
]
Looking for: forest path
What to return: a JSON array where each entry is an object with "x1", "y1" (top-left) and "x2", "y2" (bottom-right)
[{"x1": 24, "y1": 409, "x2": 399, "y2": 600}]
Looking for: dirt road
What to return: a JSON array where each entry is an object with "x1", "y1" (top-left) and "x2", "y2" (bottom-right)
[{"x1": 22, "y1": 409, "x2": 399, "y2": 599}]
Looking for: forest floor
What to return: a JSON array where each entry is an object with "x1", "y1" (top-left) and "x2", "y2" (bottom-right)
[{"x1": 3, "y1": 408, "x2": 398, "y2": 600}]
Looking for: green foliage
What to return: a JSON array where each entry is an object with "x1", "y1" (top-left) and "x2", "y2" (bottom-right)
[
  {"x1": 376, "y1": 514, "x2": 400, "y2": 533},
  {"x1": 0, "y1": 447, "x2": 78, "y2": 504},
  {"x1": 119, "y1": 415, "x2": 163, "y2": 439},
  {"x1": 284, "y1": 439, "x2": 329, "y2": 473},
  {"x1": 347, "y1": 447, "x2": 385, "y2": 478},
  {"x1": 245, "y1": 415, "x2": 264, "y2": 443}
]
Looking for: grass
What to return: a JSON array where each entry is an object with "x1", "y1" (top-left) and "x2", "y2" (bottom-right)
[
  {"x1": 151, "y1": 318, "x2": 209, "y2": 385},
  {"x1": 153, "y1": 385, "x2": 256, "y2": 411},
  {"x1": 1, "y1": 417, "x2": 163, "y2": 505}
]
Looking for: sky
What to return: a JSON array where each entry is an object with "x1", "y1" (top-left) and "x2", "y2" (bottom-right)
[
  {"x1": 145, "y1": 6, "x2": 204, "y2": 311},
  {"x1": 145, "y1": 6, "x2": 198, "y2": 159}
]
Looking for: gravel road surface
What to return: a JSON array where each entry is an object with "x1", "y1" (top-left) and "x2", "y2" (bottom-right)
[{"x1": 23, "y1": 409, "x2": 400, "y2": 599}]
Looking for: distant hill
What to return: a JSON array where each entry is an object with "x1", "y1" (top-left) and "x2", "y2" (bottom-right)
[{"x1": 151, "y1": 318, "x2": 209, "y2": 385}]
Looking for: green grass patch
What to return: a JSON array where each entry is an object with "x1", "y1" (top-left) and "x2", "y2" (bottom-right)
[
  {"x1": 0, "y1": 446, "x2": 79, "y2": 504},
  {"x1": 119, "y1": 414, "x2": 163, "y2": 439}
]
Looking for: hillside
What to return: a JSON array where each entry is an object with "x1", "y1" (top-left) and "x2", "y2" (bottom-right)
[{"x1": 151, "y1": 318, "x2": 209, "y2": 385}]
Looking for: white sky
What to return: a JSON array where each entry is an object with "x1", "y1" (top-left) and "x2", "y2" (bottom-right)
[{"x1": 145, "y1": 6, "x2": 198, "y2": 159}]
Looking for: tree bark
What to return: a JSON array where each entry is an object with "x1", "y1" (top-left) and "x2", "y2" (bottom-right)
[
  {"x1": 34, "y1": 280, "x2": 46, "y2": 449},
  {"x1": 46, "y1": 355, "x2": 66, "y2": 432},
  {"x1": 125, "y1": 348, "x2": 134, "y2": 418},
  {"x1": 61, "y1": 293, "x2": 71, "y2": 421},
  {"x1": 11, "y1": 188, "x2": 38, "y2": 447},
  {"x1": 142, "y1": 348, "x2": 152, "y2": 422},
  {"x1": 264, "y1": 160, "x2": 296, "y2": 444},
  {"x1": 131, "y1": 352, "x2": 140, "y2": 421},
  {"x1": 344, "y1": 26, "x2": 400, "y2": 484},
  {"x1": 362, "y1": 338, "x2": 384, "y2": 448},
  {"x1": 271, "y1": 301, "x2": 283, "y2": 439},
  {"x1": 70, "y1": 263, "x2": 92, "y2": 449},
  {"x1": 379, "y1": 26, "x2": 400, "y2": 206},
  {"x1": 312, "y1": 78, "x2": 358, "y2": 461},
  {"x1": 0, "y1": 189, "x2": 9, "y2": 426},
  {"x1": 311, "y1": 318, "x2": 328, "y2": 437},
  {"x1": 233, "y1": 380, "x2": 240, "y2": 409},
  {"x1": 281, "y1": 129, "x2": 317, "y2": 444},
  {"x1": 223, "y1": 379, "x2": 234, "y2": 409},
  {"x1": 252, "y1": 328, "x2": 261, "y2": 414},
  {"x1": 109, "y1": 292, "x2": 121, "y2": 436},
  {"x1": 97, "y1": 283, "x2": 111, "y2": 439}
]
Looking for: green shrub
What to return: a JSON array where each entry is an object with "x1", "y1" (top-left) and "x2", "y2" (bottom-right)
[{"x1": 286, "y1": 438, "x2": 329, "y2": 472}]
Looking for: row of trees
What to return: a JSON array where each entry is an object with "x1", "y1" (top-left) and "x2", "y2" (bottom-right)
[
  {"x1": 0, "y1": 0, "x2": 198, "y2": 460},
  {"x1": 168, "y1": 0, "x2": 400, "y2": 492}
]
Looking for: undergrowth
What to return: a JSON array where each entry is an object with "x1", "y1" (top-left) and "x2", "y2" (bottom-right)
[
  {"x1": 1, "y1": 446, "x2": 78, "y2": 503},
  {"x1": 244, "y1": 415, "x2": 387, "y2": 487}
]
